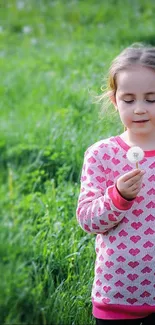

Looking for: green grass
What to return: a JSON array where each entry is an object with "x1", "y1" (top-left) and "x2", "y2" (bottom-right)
[{"x1": 1, "y1": 0, "x2": 155, "y2": 324}]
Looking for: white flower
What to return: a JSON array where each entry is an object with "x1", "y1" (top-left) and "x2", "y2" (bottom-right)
[
  {"x1": 126, "y1": 146, "x2": 144, "y2": 163},
  {"x1": 17, "y1": 1, "x2": 25, "y2": 10},
  {"x1": 31, "y1": 38, "x2": 37, "y2": 45},
  {"x1": 22, "y1": 26, "x2": 32, "y2": 34}
]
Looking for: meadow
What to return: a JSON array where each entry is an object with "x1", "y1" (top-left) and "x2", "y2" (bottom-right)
[{"x1": 1, "y1": 0, "x2": 155, "y2": 324}]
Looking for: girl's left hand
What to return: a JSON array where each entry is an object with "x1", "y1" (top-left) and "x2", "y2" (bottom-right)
[{"x1": 116, "y1": 169, "x2": 145, "y2": 200}]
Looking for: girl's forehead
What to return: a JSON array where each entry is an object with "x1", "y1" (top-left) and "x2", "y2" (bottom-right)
[{"x1": 116, "y1": 65, "x2": 155, "y2": 93}]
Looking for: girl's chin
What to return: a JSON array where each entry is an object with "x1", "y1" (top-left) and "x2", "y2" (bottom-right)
[{"x1": 128, "y1": 127, "x2": 151, "y2": 135}]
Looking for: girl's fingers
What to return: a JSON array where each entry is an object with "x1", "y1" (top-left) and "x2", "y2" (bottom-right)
[
  {"x1": 122, "y1": 169, "x2": 142, "y2": 182},
  {"x1": 116, "y1": 169, "x2": 145, "y2": 199},
  {"x1": 126, "y1": 175, "x2": 143, "y2": 187},
  {"x1": 129, "y1": 179, "x2": 143, "y2": 190},
  {"x1": 131, "y1": 183, "x2": 141, "y2": 191}
]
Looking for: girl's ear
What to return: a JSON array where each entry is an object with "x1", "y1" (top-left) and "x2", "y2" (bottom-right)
[{"x1": 109, "y1": 95, "x2": 118, "y2": 110}]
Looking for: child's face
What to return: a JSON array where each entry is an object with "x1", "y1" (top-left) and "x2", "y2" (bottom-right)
[{"x1": 114, "y1": 65, "x2": 155, "y2": 137}]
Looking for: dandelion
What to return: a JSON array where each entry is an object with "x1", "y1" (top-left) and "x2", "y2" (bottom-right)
[
  {"x1": 22, "y1": 26, "x2": 32, "y2": 34},
  {"x1": 17, "y1": 1, "x2": 25, "y2": 10},
  {"x1": 31, "y1": 38, "x2": 37, "y2": 45},
  {"x1": 126, "y1": 146, "x2": 144, "y2": 168}
]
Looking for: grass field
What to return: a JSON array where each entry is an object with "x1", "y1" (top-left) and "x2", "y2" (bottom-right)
[{"x1": 1, "y1": 1, "x2": 155, "y2": 324}]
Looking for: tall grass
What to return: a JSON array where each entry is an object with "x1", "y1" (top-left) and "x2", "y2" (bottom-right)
[{"x1": 1, "y1": 0, "x2": 155, "y2": 324}]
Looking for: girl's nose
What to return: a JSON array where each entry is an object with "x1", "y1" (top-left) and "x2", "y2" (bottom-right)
[{"x1": 133, "y1": 103, "x2": 147, "y2": 114}]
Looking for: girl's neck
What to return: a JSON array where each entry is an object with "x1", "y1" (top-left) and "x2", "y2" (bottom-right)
[{"x1": 120, "y1": 130, "x2": 155, "y2": 151}]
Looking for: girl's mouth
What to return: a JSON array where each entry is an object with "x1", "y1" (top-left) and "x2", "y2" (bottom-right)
[{"x1": 133, "y1": 120, "x2": 149, "y2": 123}]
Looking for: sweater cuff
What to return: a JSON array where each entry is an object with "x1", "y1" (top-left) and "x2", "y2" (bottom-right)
[{"x1": 108, "y1": 185, "x2": 135, "y2": 211}]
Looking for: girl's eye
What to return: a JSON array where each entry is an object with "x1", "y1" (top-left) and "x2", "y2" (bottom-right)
[
  {"x1": 123, "y1": 100, "x2": 134, "y2": 103},
  {"x1": 124, "y1": 99, "x2": 155, "y2": 103}
]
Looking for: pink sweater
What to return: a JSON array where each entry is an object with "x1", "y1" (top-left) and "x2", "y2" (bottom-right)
[{"x1": 76, "y1": 135, "x2": 155, "y2": 319}]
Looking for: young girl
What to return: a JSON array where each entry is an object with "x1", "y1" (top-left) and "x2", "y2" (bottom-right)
[{"x1": 76, "y1": 44, "x2": 155, "y2": 325}]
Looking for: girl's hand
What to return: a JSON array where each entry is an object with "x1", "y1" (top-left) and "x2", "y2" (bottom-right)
[{"x1": 116, "y1": 169, "x2": 145, "y2": 200}]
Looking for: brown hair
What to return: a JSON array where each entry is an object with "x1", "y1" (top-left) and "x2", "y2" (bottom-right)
[{"x1": 99, "y1": 43, "x2": 155, "y2": 107}]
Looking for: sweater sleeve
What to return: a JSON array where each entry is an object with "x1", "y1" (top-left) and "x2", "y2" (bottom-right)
[{"x1": 76, "y1": 146, "x2": 135, "y2": 234}]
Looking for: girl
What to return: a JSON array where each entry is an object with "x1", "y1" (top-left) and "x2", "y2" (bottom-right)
[{"x1": 76, "y1": 44, "x2": 155, "y2": 325}]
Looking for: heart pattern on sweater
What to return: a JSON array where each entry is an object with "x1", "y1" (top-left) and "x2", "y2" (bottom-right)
[{"x1": 77, "y1": 136, "x2": 155, "y2": 308}]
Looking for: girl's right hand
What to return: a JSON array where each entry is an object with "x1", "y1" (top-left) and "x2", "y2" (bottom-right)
[{"x1": 116, "y1": 169, "x2": 145, "y2": 200}]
